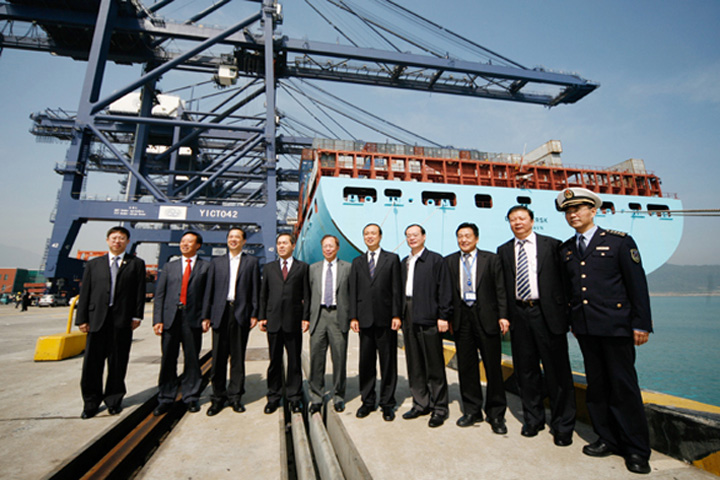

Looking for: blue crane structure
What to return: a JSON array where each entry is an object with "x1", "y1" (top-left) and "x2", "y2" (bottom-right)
[{"x1": 0, "y1": 0, "x2": 598, "y2": 291}]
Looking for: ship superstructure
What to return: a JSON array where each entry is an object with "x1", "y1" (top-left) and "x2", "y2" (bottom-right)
[{"x1": 295, "y1": 140, "x2": 682, "y2": 273}]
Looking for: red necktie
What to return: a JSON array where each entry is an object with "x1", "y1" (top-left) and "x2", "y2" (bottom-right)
[
  {"x1": 180, "y1": 259, "x2": 191, "y2": 305},
  {"x1": 282, "y1": 260, "x2": 288, "y2": 280}
]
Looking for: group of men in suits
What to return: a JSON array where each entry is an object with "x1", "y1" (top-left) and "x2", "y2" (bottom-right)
[{"x1": 78, "y1": 185, "x2": 652, "y2": 475}]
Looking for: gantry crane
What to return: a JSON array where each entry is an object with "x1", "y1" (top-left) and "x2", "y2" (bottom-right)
[{"x1": 0, "y1": 0, "x2": 598, "y2": 290}]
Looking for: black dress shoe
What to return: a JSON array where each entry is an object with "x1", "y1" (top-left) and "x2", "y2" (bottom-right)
[
  {"x1": 290, "y1": 401, "x2": 302, "y2": 413},
  {"x1": 381, "y1": 407, "x2": 395, "y2": 421},
  {"x1": 107, "y1": 405, "x2": 123, "y2": 415},
  {"x1": 402, "y1": 408, "x2": 430, "y2": 420},
  {"x1": 264, "y1": 400, "x2": 280, "y2": 414},
  {"x1": 456, "y1": 414, "x2": 483, "y2": 428},
  {"x1": 625, "y1": 454, "x2": 651, "y2": 474},
  {"x1": 334, "y1": 401, "x2": 345, "y2": 413},
  {"x1": 554, "y1": 432, "x2": 573, "y2": 446},
  {"x1": 207, "y1": 400, "x2": 228, "y2": 416},
  {"x1": 520, "y1": 423, "x2": 545, "y2": 437},
  {"x1": 153, "y1": 402, "x2": 172, "y2": 416},
  {"x1": 309, "y1": 404, "x2": 322, "y2": 415},
  {"x1": 187, "y1": 400, "x2": 201, "y2": 413},
  {"x1": 488, "y1": 417, "x2": 507, "y2": 434},
  {"x1": 582, "y1": 440, "x2": 613, "y2": 457},
  {"x1": 428, "y1": 413, "x2": 446, "y2": 428},
  {"x1": 232, "y1": 401, "x2": 246, "y2": 413},
  {"x1": 81, "y1": 408, "x2": 98, "y2": 420},
  {"x1": 356, "y1": 404, "x2": 374, "y2": 418}
]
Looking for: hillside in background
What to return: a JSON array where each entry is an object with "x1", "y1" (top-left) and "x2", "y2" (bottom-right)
[{"x1": 647, "y1": 264, "x2": 720, "y2": 295}]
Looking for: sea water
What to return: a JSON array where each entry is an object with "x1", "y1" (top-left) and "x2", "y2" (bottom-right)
[{"x1": 565, "y1": 296, "x2": 720, "y2": 407}]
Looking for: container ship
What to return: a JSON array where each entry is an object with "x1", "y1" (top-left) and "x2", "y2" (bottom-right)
[{"x1": 294, "y1": 139, "x2": 682, "y2": 273}]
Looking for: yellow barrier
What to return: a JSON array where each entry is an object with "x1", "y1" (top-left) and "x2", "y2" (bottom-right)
[{"x1": 34, "y1": 296, "x2": 87, "y2": 361}]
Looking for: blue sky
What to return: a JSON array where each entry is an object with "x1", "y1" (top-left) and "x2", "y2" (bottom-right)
[{"x1": 0, "y1": 0, "x2": 718, "y2": 268}]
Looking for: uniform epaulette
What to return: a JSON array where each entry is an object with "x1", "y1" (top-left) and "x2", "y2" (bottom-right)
[{"x1": 605, "y1": 229, "x2": 627, "y2": 237}]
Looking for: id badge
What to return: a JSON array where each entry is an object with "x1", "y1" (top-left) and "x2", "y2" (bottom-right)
[{"x1": 463, "y1": 292, "x2": 477, "y2": 302}]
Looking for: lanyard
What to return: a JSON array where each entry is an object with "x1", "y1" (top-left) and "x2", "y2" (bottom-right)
[{"x1": 461, "y1": 252, "x2": 476, "y2": 287}]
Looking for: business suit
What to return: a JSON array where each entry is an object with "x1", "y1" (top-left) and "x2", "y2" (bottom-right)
[
  {"x1": 402, "y1": 249, "x2": 452, "y2": 417},
  {"x1": 76, "y1": 253, "x2": 146, "y2": 412},
  {"x1": 153, "y1": 256, "x2": 209, "y2": 406},
  {"x1": 445, "y1": 249, "x2": 508, "y2": 421},
  {"x1": 202, "y1": 252, "x2": 260, "y2": 404},
  {"x1": 497, "y1": 233, "x2": 576, "y2": 435},
  {"x1": 308, "y1": 259, "x2": 351, "y2": 406},
  {"x1": 349, "y1": 249, "x2": 403, "y2": 410},
  {"x1": 259, "y1": 258, "x2": 310, "y2": 404},
  {"x1": 561, "y1": 227, "x2": 652, "y2": 459}
]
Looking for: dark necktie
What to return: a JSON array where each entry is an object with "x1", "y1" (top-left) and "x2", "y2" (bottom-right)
[
  {"x1": 180, "y1": 258, "x2": 191, "y2": 305},
  {"x1": 323, "y1": 262, "x2": 333, "y2": 306},
  {"x1": 282, "y1": 260, "x2": 288, "y2": 280},
  {"x1": 462, "y1": 253, "x2": 474, "y2": 306},
  {"x1": 578, "y1": 235, "x2": 587, "y2": 256},
  {"x1": 368, "y1": 251, "x2": 376, "y2": 278},
  {"x1": 109, "y1": 255, "x2": 119, "y2": 306},
  {"x1": 517, "y1": 240, "x2": 531, "y2": 301}
]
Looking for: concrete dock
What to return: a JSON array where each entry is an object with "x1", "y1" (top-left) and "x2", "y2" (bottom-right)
[{"x1": 0, "y1": 303, "x2": 715, "y2": 479}]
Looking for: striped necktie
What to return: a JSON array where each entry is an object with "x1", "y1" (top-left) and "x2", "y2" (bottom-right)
[
  {"x1": 368, "y1": 251, "x2": 376, "y2": 278},
  {"x1": 516, "y1": 240, "x2": 531, "y2": 301}
]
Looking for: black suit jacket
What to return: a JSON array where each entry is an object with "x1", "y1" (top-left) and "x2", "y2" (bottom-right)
[
  {"x1": 259, "y1": 258, "x2": 310, "y2": 333},
  {"x1": 153, "y1": 257, "x2": 209, "y2": 329},
  {"x1": 560, "y1": 228, "x2": 652, "y2": 336},
  {"x1": 202, "y1": 252, "x2": 260, "y2": 329},
  {"x1": 445, "y1": 249, "x2": 507, "y2": 335},
  {"x1": 76, "y1": 253, "x2": 146, "y2": 332},
  {"x1": 348, "y1": 249, "x2": 403, "y2": 328},
  {"x1": 497, "y1": 234, "x2": 569, "y2": 335},
  {"x1": 401, "y1": 249, "x2": 452, "y2": 326}
]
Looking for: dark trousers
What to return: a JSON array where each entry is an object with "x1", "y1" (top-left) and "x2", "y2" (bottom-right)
[
  {"x1": 267, "y1": 329, "x2": 303, "y2": 403},
  {"x1": 309, "y1": 308, "x2": 348, "y2": 405},
  {"x1": 210, "y1": 303, "x2": 250, "y2": 403},
  {"x1": 577, "y1": 334, "x2": 650, "y2": 459},
  {"x1": 157, "y1": 309, "x2": 203, "y2": 405},
  {"x1": 403, "y1": 298, "x2": 448, "y2": 416},
  {"x1": 358, "y1": 325, "x2": 398, "y2": 409},
  {"x1": 455, "y1": 303, "x2": 506, "y2": 420},
  {"x1": 511, "y1": 303, "x2": 575, "y2": 433},
  {"x1": 81, "y1": 313, "x2": 133, "y2": 411}
]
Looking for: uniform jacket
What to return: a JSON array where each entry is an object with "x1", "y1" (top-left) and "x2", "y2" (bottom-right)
[
  {"x1": 497, "y1": 233, "x2": 569, "y2": 335},
  {"x1": 153, "y1": 257, "x2": 210, "y2": 329},
  {"x1": 76, "y1": 253, "x2": 146, "y2": 332},
  {"x1": 202, "y1": 252, "x2": 260, "y2": 329},
  {"x1": 259, "y1": 258, "x2": 310, "y2": 333},
  {"x1": 309, "y1": 259, "x2": 351, "y2": 334},
  {"x1": 402, "y1": 249, "x2": 452, "y2": 327},
  {"x1": 560, "y1": 228, "x2": 652, "y2": 336},
  {"x1": 445, "y1": 249, "x2": 508, "y2": 335},
  {"x1": 348, "y1": 249, "x2": 403, "y2": 328}
]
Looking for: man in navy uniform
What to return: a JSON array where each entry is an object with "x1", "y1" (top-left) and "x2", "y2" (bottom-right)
[{"x1": 557, "y1": 187, "x2": 652, "y2": 475}]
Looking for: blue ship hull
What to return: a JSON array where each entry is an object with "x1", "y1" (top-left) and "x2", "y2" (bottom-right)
[{"x1": 295, "y1": 176, "x2": 683, "y2": 273}]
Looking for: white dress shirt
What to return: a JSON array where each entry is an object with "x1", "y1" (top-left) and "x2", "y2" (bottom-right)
[
  {"x1": 227, "y1": 251, "x2": 242, "y2": 301},
  {"x1": 405, "y1": 248, "x2": 425, "y2": 297}
]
